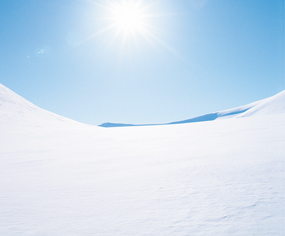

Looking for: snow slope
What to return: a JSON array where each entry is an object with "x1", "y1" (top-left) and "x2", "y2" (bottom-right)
[
  {"x1": 0, "y1": 83, "x2": 81, "y2": 126},
  {"x1": 240, "y1": 90, "x2": 285, "y2": 117},
  {"x1": 0, "y1": 83, "x2": 284, "y2": 236},
  {"x1": 100, "y1": 90, "x2": 285, "y2": 127}
]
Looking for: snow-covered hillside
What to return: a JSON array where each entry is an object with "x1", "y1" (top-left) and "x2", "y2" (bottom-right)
[
  {"x1": 240, "y1": 90, "x2": 285, "y2": 117},
  {"x1": 0, "y1": 83, "x2": 284, "y2": 235},
  {"x1": 100, "y1": 90, "x2": 285, "y2": 127},
  {"x1": 0, "y1": 83, "x2": 80, "y2": 126}
]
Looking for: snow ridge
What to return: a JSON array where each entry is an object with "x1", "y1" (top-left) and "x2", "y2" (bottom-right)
[
  {"x1": 100, "y1": 90, "x2": 285, "y2": 127},
  {"x1": 0, "y1": 82, "x2": 284, "y2": 127}
]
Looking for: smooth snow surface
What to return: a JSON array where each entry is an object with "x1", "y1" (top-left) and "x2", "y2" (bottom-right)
[
  {"x1": 0, "y1": 83, "x2": 80, "y2": 126},
  {"x1": 100, "y1": 92, "x2": 285, "y2": 127},
  {"x1": 240, "y1": 90, "x2": 285, "y2": 117},
  {"x1": 0, "y1": 83, "x2": 284, "y2": 235}
]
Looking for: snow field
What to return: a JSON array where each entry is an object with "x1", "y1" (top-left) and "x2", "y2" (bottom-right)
[{"x1": 0, "y1": 83, "x2": 284, "y2": 235}]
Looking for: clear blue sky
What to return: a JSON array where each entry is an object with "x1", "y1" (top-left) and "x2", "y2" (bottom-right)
[{"x1": 0, "y1": 0, "x2": 284, "y2": 125}]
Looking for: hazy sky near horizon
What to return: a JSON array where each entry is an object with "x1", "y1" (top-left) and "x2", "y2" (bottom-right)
[{"x1": 0, "y1": 0, "x2": 284, "y2": 125}]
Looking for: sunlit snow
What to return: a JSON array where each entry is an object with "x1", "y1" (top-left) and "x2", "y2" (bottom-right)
[{"x1": 0, "y1": 83, "x2": 284, "y2": 235}]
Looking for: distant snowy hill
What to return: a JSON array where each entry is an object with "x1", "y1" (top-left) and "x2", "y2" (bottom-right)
[
  {"x1": 100, "y1": 90, "x2": 285, "y2": 127},
  {"x1": 0, "y1": 82, "x2": 284, "y2": 126},
  {"x1": 0, "y1": 83, "x2": 284, "y2": 236}
]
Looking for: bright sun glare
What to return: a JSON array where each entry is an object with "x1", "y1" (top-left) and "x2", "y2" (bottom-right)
[
  {"x1": 90, "y1": 0, "x2": 177, "y2": 57},
  {"x1": 111, "y1": 2, "x2": 146, "y2": 34}
]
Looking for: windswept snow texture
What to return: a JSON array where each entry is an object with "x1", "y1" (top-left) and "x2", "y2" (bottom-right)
[{"x1": 0, "y1": 83, "x2": 284, "y2": 236}]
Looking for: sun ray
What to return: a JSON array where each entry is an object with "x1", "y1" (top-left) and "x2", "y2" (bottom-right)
[
  {"x1": 143, "y1": 30, "x2": 184, "y2": 59},
  {"x1": 76, "y1": 0, "x2": 181, "y2": 61}
]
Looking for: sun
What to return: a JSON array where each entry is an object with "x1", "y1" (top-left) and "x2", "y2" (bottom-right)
[
  {"x1": 87, "y1": 0, "x2": 177, "y2": 56},
  {"x1": 110, "y1": 1, "x2": 147, "y2": 34}
]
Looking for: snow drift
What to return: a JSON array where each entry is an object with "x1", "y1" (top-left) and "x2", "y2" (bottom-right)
[
  {"x1": 0, "y1": 83, "x2": 284, "y2": 236},
  {"x1": 100, "y1": 90, "x2": 285, "y2": 127},
  {"x1": 240, "y1": 90, "x2": 285, "y2": 117}
]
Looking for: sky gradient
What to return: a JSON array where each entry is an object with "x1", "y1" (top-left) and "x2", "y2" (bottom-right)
[{"x1": 0, "y1": 0, "x2": 284, "y2": 125}]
